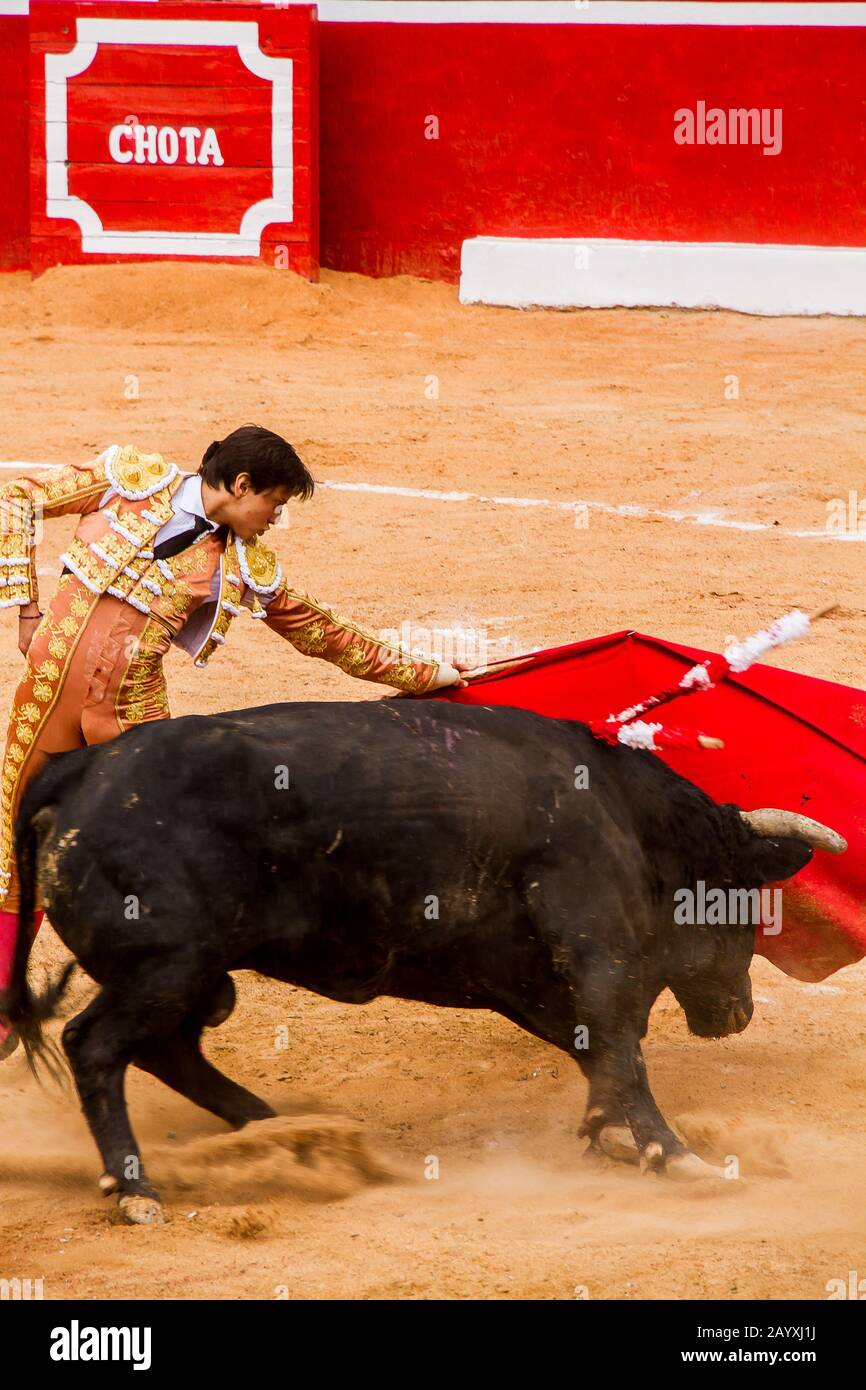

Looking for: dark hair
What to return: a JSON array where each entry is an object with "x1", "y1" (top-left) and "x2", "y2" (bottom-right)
[{"x1": 199, "y1": 425, "x2": 314, "y2": 498}]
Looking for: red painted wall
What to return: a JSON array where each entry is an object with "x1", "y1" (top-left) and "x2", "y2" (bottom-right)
[
  {"x1": 5, "y1": 8, "x2": 866, "y2": 281},
  {"x1": 0, "y1": 13, "x2": 30, "y2": 270},
  {"x1": 319, "y1": 20, "x2": 866, "y2": 281}
]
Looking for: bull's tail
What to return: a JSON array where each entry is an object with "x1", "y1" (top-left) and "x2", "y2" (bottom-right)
[{"x1": 0, "y1": 797, "x2": 75, "y2": 1082}]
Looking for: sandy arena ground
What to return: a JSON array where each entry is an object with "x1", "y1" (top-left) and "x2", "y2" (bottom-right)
[{"x1": 0, "y1": 262, "x2": 863, "y2": 1300}]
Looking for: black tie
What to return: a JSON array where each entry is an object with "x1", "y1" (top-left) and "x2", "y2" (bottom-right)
[{"x1": 153, "y1": 513, "x2": 214, "y2": 561}]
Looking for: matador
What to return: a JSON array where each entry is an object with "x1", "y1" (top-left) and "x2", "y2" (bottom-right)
[{"x1": 0, "y1": 425, "x2": 463, "y2": 1056}]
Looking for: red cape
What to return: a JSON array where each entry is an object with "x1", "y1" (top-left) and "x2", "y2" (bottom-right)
[{"x1": 430, "y1": 631, "x2": 866, "y2": 982}]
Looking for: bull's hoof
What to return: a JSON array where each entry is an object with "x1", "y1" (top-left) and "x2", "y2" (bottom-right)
[
  {"x1": 598, "y1": 1125, "x2": 640, "y2": 1165},
  {"x1": 639, "y1": 1141, "x2": 667, "y2": 1174},
  {"x1": 118, "y1": 1195, "x2": 166, "y2": 1226},
  {"x1": 666, "y1": 1151, "x2": 727, "y2": 1182}
]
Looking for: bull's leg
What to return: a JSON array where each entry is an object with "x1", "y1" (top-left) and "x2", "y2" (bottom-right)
[
  {"x1": 579, "y1": 1037, "x2": 689, "y2": 1164},
  {"x1": 512, "y1": 876, "x2": 726, "y2": 1181},
  {"x1": 578, "y1": 1045, "x2": 634, "y2": 1163},
  {"x1": 576, "y1": 1038, "x2": 725, "y2": 1178},
  {"x1": 62, "y1": 991, "x2": 165, "y2": 1225},
  {"x1": 513, "y1": 879, "x2": 687, "y2": 1170},
  {"x1": 134, "y1": 1022, "x2": 275, "y2": 1128},
  {"x1": 574, "y1": 1037, "x2": 685, "y2": 1167},
  {"x1": 498, "y1": 993, "x2": 687, "y2": 1170},
  {"x1": 624, "y1": 1049, "x2": 729, "y2": 1181}
]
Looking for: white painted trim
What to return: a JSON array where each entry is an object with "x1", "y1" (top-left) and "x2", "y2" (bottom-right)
[
  {"x1": 12, "y1": 1, "x2": 866, "y2": 23},
  {"x1": 318, "y1": 480, "x2": 866, "y2": 541},
  {"x1": 460, "y1": 236, "x2": 866, "y2": 317},
  {"x1": 76, "y1": 18, "x2": 262, "y2": 45},
  {"x1": 2, "y1": 0, "x2": 157, "y2": 12},
  {"x1": 43, "y1": 18, "x2": 293, "y2": 258},
  {"x1": 314, "y1": 2, "x2": 866, "y2": 26},
  {"x1": 238, "y1": 44, "x2": 294, "y2": 247},
  {"x1": 2, "y1": 461, "x2": 862, "y2": 542}
]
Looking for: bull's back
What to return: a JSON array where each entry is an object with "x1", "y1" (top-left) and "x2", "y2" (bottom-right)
[
  {"x1": 22, "y1": 700, "x2": 658, "y2": 984},
  {"x1": 25, "y1": 698, "x2": 658, "y2": 886},
  {"x1": 79, "y1": 699, "x2": 576, "y2": 839}
]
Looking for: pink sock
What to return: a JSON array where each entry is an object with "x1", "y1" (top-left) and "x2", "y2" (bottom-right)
[{"x1": 0, "y1": 908, "x2": 46, "y2": 996}]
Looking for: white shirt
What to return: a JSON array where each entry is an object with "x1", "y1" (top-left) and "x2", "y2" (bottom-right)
[
  {"x1": 152, "y1": 473, "x2": 235, "y2": 607},
  {"x1": 99, "y1": 472, "x2": 263, "y2": 652},
  {"x1": 152, "y1": 473, "x2": 217, "y2": 553},
  {"x1": 101, "y1": 470, "x2": 216, "y2": 561},
  {"x1": 103, "y1": 472, "x2": 267, "y2": 610}
]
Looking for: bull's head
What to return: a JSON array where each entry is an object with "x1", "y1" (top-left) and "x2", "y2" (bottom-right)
[
  {"x1": 668, "y1": 925, "x2": 756, "y2": 1039},
  {"x1": 669, "y1": 808, "x2": 846, "y2": 1039}
]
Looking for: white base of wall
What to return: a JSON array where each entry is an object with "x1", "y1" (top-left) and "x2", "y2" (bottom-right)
[{"x1": 459, "y1": 236, "x2": 866, "y2": 316}]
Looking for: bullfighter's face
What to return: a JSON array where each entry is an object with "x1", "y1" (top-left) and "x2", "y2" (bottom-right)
[{"x1": 217, "y1": 476, "x2": 294, "y2": 543}]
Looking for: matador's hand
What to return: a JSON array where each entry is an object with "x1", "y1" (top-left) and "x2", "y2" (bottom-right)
[{"x1": 18, "y1": 607, "x2": 42, "y2": 657}]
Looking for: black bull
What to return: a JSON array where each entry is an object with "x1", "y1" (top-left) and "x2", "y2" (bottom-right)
[{"x1": 2, "y1": 699, "x2": 845, "y2": 1223}]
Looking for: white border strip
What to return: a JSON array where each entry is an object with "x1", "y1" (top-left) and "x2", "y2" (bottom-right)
[
  {"x1": 319, "y1": 479, "x2": 866, "y2": 541},
  {"x1": 315, "y1": 2, "x2": 866, "y2": 26},
  {"x1": 460, "y1": 237, "x2": 866, "y2": 317},
  {"x1": 9, "y1": 1, "x2": 866, "y2": 23},
  {"x1": 1, "y1": 0, "x2": 157, "y2": 12},
  {"x1": 1, "y1": 462, "x2": 861, "y2": 542}
]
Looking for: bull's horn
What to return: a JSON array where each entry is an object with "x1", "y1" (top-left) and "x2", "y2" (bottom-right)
[{"x1": 740, "y1": 808, "x2": 847, "y2": 854}]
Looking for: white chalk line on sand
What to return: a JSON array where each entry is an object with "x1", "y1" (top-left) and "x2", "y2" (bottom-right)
[
  {"x1": 320, "y1": 479, "x2": 866, "y2": 541},
  {"x1": 0, "y1": 461, "x2": 862, "y2": 543}
]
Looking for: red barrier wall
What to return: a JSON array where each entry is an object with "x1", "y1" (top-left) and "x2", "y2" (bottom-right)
[
  {"x1": 0, "y1": 10, "x2": 30, "y2": 270},
  {"x1": 4, "y1": 4, "x2": 866, "y2": 282},
  {"x1": 319, "y1": 17, "x2": 866, "y2": 282}
]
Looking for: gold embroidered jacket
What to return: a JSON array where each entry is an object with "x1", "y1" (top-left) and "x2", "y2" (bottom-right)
[{"x1": 0, "y1": 445, "x2": 445, "y2": 692}]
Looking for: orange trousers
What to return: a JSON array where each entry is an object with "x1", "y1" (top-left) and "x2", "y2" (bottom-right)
[{"x1": 0, "y1": 574, "x2": 172, "y2": 912}]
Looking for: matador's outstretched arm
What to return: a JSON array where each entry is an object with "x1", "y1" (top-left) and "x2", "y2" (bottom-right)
[{"x1": 262, "y1": 584, "x2": 460, "y2": 693}]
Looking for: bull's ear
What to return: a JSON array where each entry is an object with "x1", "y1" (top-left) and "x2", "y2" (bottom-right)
[{"x1": 742, "y1": 835, "x2": 813, "y2": 885}]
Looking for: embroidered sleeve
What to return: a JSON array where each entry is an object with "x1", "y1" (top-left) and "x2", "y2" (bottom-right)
[
  {"x1": 261, "y1": 583, "x2": 447, "y2": 693},
  {"x1": 0, "y1": 456, "x2": 109, "y2": 609}
]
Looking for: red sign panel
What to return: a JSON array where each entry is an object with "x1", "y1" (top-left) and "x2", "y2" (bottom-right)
[{"x1": 30, "y1": 1, "x2": 318, "y2": 274}]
